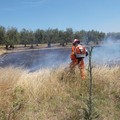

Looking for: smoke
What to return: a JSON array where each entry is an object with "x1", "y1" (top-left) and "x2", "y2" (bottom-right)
[
  {"x1": 25, "y1": 48, "x2": 71, "y2": 72},
  {"x1": 15, "y1": 39, "x2": 120, "y2": 71},
  {"x1": 92, "y1": 38, "x2": 120, "y2": 65},
  {"x1": 0, "y1": 39, "x2": 120, "y2": 71}
]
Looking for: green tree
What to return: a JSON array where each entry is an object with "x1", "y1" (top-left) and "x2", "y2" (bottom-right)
[
  {"x1": 58, "y1": 30, "x2": 66, "y2": 46},
  {"x1": 74, "y1": 31, "x2": 80, "y2": 39},
  {"x1": 65, "y1": 28, "x2": 73, "y2": 44},
  {"x1": 0, "y1": 26, "x2": 6, "y2": 45},
  {"x1": 28, "y1": 30, "x2": 35, "y2": 48},
  {"x1": 35, "y1": 29, "x2": 46, "y2": 45},
  {"x1": 5, "y1": 27, "x2": 19, "y2": 49},
  {"x1": 20, "y1": 28, "x2": 30, "y2": 47},
  {"x1": 50, "y1": 28, "x2": 59, "y2": 43},
  {"x1": 87, "y1": 30, "x2": 105, "y2": 44},
  {"x1": 43, "y1": 29, "x2": 55, "y2": 47}
]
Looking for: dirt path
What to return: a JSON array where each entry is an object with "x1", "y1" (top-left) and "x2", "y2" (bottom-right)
[{"x1": 0, "y1": 44, "x2": 72, "y2": 55}]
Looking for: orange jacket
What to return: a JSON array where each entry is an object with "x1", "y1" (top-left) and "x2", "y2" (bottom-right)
[{"x1": 70, "y1": 45, "x2": 76, "y2": 60}]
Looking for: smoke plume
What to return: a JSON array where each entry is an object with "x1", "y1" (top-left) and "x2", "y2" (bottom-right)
[{"x1": 92, "y1": 38, "x2": 120, "y2": 65}]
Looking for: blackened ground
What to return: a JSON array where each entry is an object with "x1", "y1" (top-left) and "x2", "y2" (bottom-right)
[
  {"x1": 0, "y1": 48, "x2": 71, "y2": 71},
  {"x1": 0, "y1": 45, "x2": 120, "y2": 71}
]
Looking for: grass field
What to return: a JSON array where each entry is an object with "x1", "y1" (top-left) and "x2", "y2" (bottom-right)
[{"x1": 0, "y1": 65, "x2": 120, "y2": 120}]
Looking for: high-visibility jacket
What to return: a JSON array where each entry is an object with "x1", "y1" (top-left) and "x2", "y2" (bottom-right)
[
  {"x1": 70, "y1": 45, "x2": 76, "y2": 60},
  {"x1": 75, "y1": 44, "x2": 87, "y2": 58}
]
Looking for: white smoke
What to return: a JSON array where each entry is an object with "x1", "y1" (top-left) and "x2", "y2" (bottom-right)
[
  {"x1": 92, "y1": 38, "x2": 120, "y2": 65},
  {"x1": 29, "y1": 48, "x2": 71, "y2": 72}
]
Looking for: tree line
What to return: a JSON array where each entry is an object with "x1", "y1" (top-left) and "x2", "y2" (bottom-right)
[{"x1": 0, "y1": 26, "x2": 106, "y2": 49}]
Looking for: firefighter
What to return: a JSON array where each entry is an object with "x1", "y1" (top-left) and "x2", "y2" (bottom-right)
[{"x1": 70, "y1": 39, "x2": 88, "y2": 80}]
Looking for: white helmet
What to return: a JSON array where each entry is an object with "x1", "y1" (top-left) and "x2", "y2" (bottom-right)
[{"x1": 73, "y1": 39, "x2": 80, "y2": 44}]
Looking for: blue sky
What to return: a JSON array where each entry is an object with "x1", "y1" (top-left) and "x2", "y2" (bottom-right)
[{"x1": 0, "y1": 0, "x2": 120, "y2": 33}]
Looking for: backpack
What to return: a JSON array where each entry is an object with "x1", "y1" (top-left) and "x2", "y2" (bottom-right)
[{"x1": 75, "y1": 44, "x2": 86, "y2": 58}]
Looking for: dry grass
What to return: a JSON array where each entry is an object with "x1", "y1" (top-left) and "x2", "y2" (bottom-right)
[
  {"x1": 0, "y1": 49, "x2": 7, "y2": 55},
  {"x1": 0, "y1": 66, "x2": 120, "y2": 120}
]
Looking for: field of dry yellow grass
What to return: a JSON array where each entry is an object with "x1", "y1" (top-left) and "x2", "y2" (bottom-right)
[{"x1": 0, "y1": 65, "x2": 120, "y2": 120}]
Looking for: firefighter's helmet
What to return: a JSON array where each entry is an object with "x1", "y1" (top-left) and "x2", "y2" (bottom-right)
[{"x1": 73, "y1": 39, "x2": 80, "y2": 44}]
